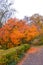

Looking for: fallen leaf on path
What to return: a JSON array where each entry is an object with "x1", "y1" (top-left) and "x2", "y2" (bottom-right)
[{"x1": 29, "y1": 47, "x2": 38, "y2": 53}]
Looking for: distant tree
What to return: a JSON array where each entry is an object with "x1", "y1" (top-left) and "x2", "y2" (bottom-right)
[
  {"x1": 23, "y1": 16, "x2": 30, "y2": 23},
  {"x1": 0, "y1": 0, "x2": 16, "y2": 27},
  {"x1": 30, "y1": 14, "x2": 43, "y2": 26},
  {"x1": 30, "y1": 14, "x2": 43, "y2": 32}
]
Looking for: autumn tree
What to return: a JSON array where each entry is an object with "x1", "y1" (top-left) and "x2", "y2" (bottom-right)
[
  {"x1": 0, "y1": 18, "x2": 40, "y2": 49},
  {"x1": 30, "y1": 14, "x2": 43, "y2": 31}
]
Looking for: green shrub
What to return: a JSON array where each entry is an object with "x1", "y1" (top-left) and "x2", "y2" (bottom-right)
[{"x1": 0, "y1": 44, "x2": 30, "y2": 65}]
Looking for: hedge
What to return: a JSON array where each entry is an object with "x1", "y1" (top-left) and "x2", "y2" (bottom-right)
[{"x1": 0, "y1": 44, "x2": 30, "y2": 65}]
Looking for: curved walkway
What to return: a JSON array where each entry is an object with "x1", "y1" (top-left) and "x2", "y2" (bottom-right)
[{"x1": 17, "y1": 46, "x2": 43, "y2": 65}]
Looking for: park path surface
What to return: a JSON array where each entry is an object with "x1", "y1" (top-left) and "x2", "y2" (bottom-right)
[{"x1": 17, "y1": 46, "x2": 43, "y2": 65}]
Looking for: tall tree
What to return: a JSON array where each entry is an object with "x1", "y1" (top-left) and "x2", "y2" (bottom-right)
[{"x1": 0, "y1": 0, "x2": 16, "y2": 27}]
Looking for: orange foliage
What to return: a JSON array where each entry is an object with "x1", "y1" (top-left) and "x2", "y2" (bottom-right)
[
  {"x1": 0, "y1": 18, "x2": 40, "y2": 48},
  {"x1": 29, "y1": 47, "x2": 39, "y2": 53},
  {"x1": 10, "y1": 28, "x2": 25, "y2": 45}
]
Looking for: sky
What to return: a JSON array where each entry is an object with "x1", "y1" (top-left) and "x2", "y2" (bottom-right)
[{"x1": 12, "y1": 0, "x2": 43, "y2": 19}]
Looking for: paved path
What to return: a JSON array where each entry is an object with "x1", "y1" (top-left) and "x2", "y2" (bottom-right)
[{"x1": 17, "y1": 46, "x2": 43, "y2": 65}]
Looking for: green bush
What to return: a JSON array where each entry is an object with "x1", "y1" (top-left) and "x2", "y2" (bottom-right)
[{"x1": 0, "y1": 44, "x2": 30, "y2": 65}]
